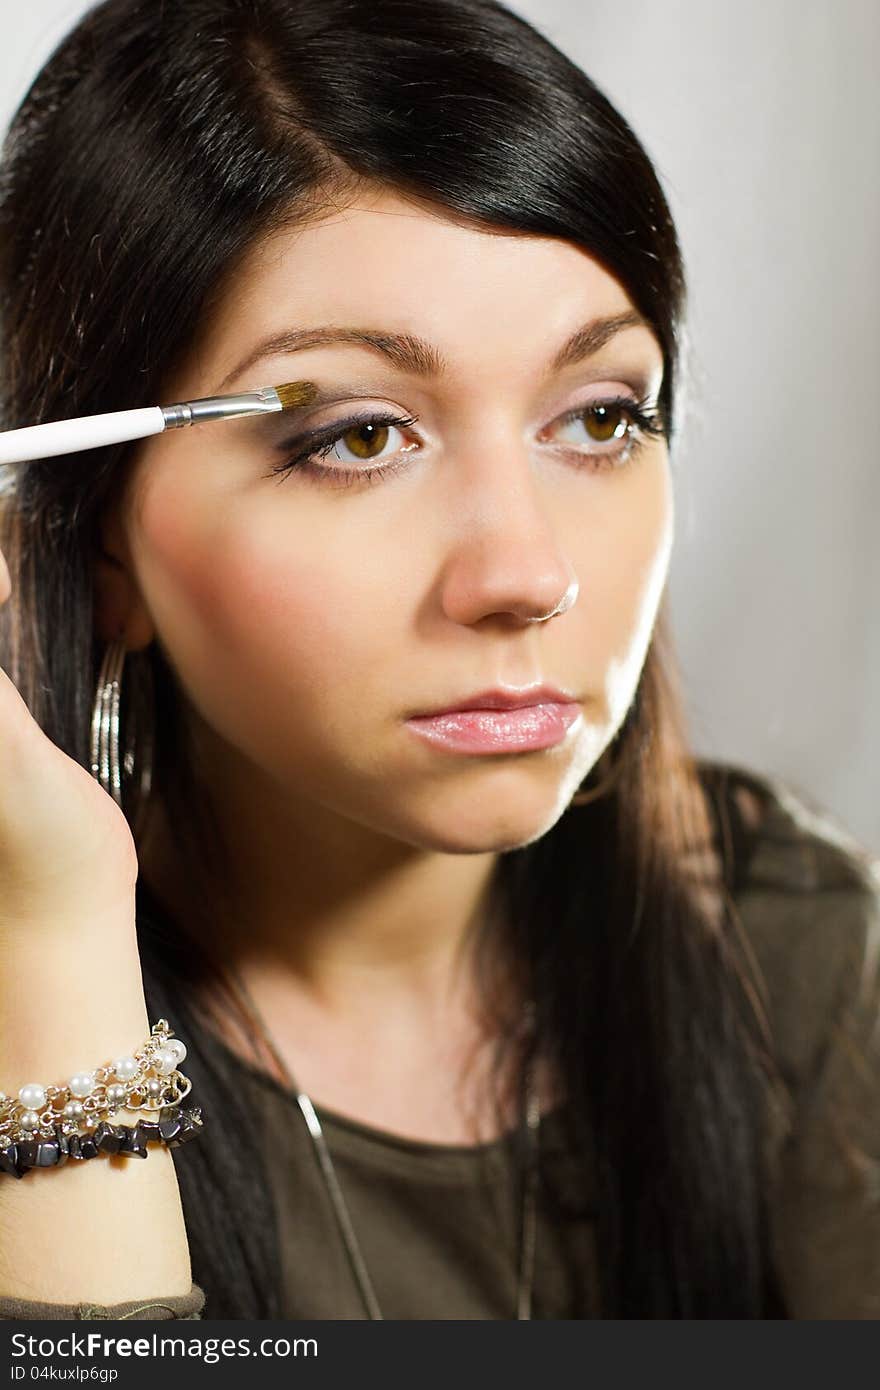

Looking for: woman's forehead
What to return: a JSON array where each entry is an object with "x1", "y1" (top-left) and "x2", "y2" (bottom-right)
[
  {"x1": 230, "y1": 193, "x2": 629, "y2": 313},
  {"x1": 188, "y1": 193, "x2": 657, "y2": 399}
]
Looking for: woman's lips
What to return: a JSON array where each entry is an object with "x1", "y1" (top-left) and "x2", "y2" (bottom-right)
[{"x1": 404, "y1": 701, "x2": 582, "y2": 754}]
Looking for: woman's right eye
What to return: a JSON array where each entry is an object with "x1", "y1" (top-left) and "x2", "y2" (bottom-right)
[{"x1": 267, "y1": 411, "x2": 421, "y2": 486}]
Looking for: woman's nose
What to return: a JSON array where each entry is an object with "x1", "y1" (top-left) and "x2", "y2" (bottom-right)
[{"x1": 436, "y1": 441, "x2": 580, "y2": 628}]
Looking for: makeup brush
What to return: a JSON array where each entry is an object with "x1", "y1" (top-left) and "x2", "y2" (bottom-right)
[{"x1": 0, "y1": 381, "x2": 318, "y2": 465}]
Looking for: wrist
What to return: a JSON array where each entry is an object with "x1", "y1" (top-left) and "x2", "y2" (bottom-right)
[{"x1": 0, "y1": 921, "x2": 149, "y2": 1093}]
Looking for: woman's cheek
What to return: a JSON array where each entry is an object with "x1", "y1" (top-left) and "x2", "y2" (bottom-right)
[
  {"x1": 576, "y1": 458, "x2": 673, "y2": 671},
  {"x1": 177, "y1": 530, "x2": 395, "y2": 741}
]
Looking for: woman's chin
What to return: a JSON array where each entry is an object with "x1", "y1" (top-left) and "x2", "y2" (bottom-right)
[{"x1": 402, "y1": 796, "x2": 576, "y2": 855}]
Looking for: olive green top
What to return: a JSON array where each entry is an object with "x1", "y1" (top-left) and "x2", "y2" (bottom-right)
[{"x1": 2, "y1": 763, "x2": 878, "y2": 1320}]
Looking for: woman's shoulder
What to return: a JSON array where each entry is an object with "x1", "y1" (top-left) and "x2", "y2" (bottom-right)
[
  {"x1": 697, "y1": 761, "x2": 880, "y2": 1319},
  {"x1": 698, "y1": 758, "x2": 878, "y2": 969},
  {"x1": 698, "y1": 758, "x2": 880, "y2": 1084},
  {"x1": 700, "y1": 757, "x2": 880, "y2": 1169},
  {"x1": 697, "y1": 757, "x2": 878, "y2": 902}
]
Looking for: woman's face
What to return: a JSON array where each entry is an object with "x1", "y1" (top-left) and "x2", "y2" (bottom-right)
[{"x1": 105, "y1": 186, "x2": 672, "y2": 854}]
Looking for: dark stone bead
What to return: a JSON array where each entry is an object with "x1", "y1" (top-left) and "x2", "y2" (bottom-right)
[
  {"x1": 93, "y1": 1121, "x2": 125, "y2": 1154},
  {"x1": 52, "y1": 1125, "x2": 70, "y2": 1167},
  {"x1": 137, "y1": 1120, "x2": 161, "y2": 1143},
  {"x1": 165, "y1": 1106, "x2": 205, "y2": 1149},
  {"x1": 0, "y1": 1142, "x2": 23, "y2": 1179},
  {"x1": 67, "y1": 1134, "x2": 84, "y2": 1159},
  {"x1": 78, "y1": 1132, "x2": 99, "y2": 1160},
  {"x1": 157, "y1": 1111, "x2": 183, "y2": 1143},
  {"x1": 117, "y1": 1124, "x2": 148, "y2": 1158},
  {"x1": 14, "y1": 1139, "x2": 40, "y2": 1173},
  {"x1": 33, "y1": 1140, "x2": 61, "y2": 1168}
]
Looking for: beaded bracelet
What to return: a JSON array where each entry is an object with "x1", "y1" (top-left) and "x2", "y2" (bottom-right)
[{"x1": 0, "y1": 1018, "x2": 205, "y2": 1179}]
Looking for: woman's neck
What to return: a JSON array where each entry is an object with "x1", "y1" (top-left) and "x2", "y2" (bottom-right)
[{"x1": 136, "y1": 793, "x2": 549, "y2": 1145}]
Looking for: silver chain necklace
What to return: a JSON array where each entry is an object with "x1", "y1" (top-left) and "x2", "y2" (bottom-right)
[{"x1": 224, "y1": 964, "x2": 542, "y2": 1320}]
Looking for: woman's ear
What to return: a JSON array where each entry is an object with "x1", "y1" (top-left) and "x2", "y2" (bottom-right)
[{"x1": 92, "y1": 504, "x2": 156, "y2": 651}]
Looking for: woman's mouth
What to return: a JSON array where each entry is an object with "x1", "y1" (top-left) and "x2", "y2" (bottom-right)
[{"x1": 404, "y1": 700, "x2": 582, "y2": 754}]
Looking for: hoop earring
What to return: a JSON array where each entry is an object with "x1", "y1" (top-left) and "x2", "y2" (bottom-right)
[{"x1": 89, "y1": 638, "x2": 154, "y2": 826}]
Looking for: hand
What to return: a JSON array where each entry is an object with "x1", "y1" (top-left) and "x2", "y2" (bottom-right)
[{"x1": 0, "y1": 544, "x2": 139, "y2": 933}]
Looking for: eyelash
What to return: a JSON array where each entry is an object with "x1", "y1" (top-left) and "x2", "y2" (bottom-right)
[{"x1": 266, "y1": 394, "x2": 667, "y2": 489}]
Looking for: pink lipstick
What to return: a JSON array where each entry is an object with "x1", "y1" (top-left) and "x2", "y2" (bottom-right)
[{"x1": 405, "y1": 686, "x2": 582, "y2": 755}]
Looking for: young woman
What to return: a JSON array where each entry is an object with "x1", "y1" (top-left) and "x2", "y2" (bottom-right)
[{"x1": 0, "y1": 0, "x2": 877, "y2": 1320}]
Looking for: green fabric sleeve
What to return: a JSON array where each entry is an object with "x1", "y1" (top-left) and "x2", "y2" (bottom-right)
[{"x1": 0, "y1": 1281, "x2": 206, "y2": 1320}]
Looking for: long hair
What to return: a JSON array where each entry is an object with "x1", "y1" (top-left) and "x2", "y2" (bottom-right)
[{"x1": 0, "y1": 0, "x2": 788, "y2": 1316}]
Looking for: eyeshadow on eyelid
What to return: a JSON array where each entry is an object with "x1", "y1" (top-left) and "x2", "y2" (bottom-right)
[{"x1": 231, "y1": 386, "x2": 389, "y2": 441}]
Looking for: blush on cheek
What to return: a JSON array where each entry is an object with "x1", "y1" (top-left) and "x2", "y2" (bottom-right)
[{"x1": 184, "y1": 525, "x2": 357, "y2": 685}]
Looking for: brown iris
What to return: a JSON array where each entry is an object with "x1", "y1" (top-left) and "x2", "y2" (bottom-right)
[
  {"x1": 581, "y1": 403, "x2": 628, "y2": 442},
  {"x1": 339, "y1": 422, "x2": 391, "y2": 459}
]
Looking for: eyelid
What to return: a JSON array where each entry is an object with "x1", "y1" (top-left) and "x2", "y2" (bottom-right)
[
  {"x1": 275, "y1": 404, "x2": 422, "y2": 454},
  {"x1": 276, "y1": 398, "x2": 420, "y2": 439},
  {"x1": 540, "y1": 376, "x2": 659, "y2": 420}
]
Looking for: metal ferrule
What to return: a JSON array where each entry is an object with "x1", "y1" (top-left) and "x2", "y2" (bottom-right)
[{"x1": 161, "y1": 387, "x2": 282, "y2": 430}]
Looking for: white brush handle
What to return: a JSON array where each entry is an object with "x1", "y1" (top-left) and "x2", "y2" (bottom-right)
[{"x1": 0, "y1": 406, "x2": 166, "y2": 465}]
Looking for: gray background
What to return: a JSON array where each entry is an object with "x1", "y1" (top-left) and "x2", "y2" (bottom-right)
[{"x1": 3, "y1": 1, "x2": 878, "y2": 852}]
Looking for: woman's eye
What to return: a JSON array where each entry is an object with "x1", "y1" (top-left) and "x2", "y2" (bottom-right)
[
  {"x1": 547, "y1": 401, "x2": 648, "y2": 459},
  {"x1": 268, "y1": 412, "x2": 420, "y2": 485},
  {"x1": 322, "y1": 420, "x2": 410, "y2": 464}
]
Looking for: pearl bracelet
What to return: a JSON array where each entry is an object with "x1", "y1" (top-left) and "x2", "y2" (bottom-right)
[{"x1": 0, "y1": 1018, "x2": 205, "y2": 1178}]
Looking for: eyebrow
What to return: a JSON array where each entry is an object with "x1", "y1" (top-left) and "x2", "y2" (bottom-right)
[{"x1": 215, "y1": 309, "x2": 652, "y2": 393}]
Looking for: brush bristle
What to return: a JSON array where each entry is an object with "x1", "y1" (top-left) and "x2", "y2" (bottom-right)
[{"x1": 274, "y1": 381, "x2": 318, "y2": 412}]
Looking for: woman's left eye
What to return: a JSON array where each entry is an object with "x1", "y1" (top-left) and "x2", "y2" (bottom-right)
[
  {"x1": 546, "y1": 397, "x2": 666, "y2": 465},
  {"x1": 267, "y1": 395, "x2": 665, "y2": 487}
]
